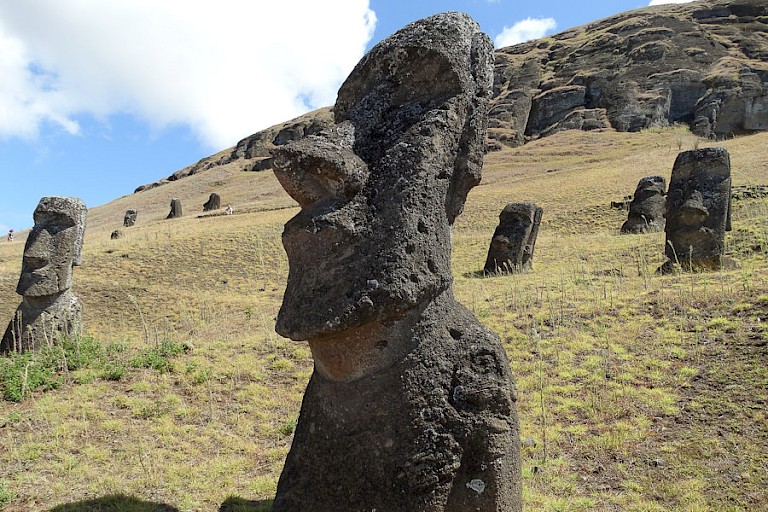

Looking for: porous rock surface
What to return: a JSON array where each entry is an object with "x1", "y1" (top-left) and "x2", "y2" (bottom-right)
[
  {"x1": 484, "y1": 202, "x2": 543, "y2": 274},
  {"x1": 621, "y1": 176, "x2": 667, "y2": 234},
  {"x1": 1, "y1": 197, "x2": 86, "y2": 353},
  {"x1": 271, "y1": 12, "x2": 521, "y2": 512}
]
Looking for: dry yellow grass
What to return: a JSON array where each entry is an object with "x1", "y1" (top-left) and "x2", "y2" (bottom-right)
[{"x1": 0, "y1": 126, "x2": 766, "y2": 511}]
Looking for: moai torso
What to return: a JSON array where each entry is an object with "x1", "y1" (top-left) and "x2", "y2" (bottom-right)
[
  {"x1": 660, "y1": 148, "x2": 734, "y2": 272},
  {"x1": 484, "y1": 202, "x2": 543, "y2": 274},
  {"x1": 1, "y1": 197, "x2": 86, "y2": 353},
  {"x1": 621, "y1": 176, "x2": 666, "y2": 234},
  {"x1": 270, "y1": 13, "x2": 521, "y2": 512}
]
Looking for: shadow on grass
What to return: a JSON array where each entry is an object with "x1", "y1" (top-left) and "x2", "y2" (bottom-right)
[
  {"x1": 219, "y1": 496, "x2": 273, "y2": 511},
  {"x1": 48, "y1": 494, "x2": 179, "y2": 511}
]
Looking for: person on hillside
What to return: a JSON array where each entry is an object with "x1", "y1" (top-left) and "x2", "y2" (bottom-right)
[
  {"x1": 225, "y1": 204, "x2": 234, "y2": 215},
  {"x1": 7, "y1": 229, "x2": 13, "y2": 242}
]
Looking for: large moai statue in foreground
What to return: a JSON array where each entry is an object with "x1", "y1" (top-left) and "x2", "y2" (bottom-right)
[
  {"x1": 621, "y1": 176, "x2": 666, "y2": 234},
  {"x1": 270, "y1": 13, "x2": 521, "y2": 512},
  {"x1": 1, "y1": 197, "x2": 86, "y2": 353},
  {"x1": 484, "y1": 202, "x2": 543, "y2": 274},
  {"x1": 659, "y1": 148, "x2": 735, "y2": 273}
]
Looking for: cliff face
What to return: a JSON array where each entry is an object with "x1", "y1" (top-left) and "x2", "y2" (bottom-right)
[
  {"x1": 135, "y1": 0, "x2": 768, "y2": 192},
  {"x1": 488, "y1": 0, "x2": 768, "y2": 149}
]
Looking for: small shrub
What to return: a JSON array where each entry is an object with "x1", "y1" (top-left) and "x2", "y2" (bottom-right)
[
  {"x1": 130, "y1": 339, "x2": 188, "y2": 373},
  {"x1": 0, "y1": 480, "x2": 14, "y2": 507}
]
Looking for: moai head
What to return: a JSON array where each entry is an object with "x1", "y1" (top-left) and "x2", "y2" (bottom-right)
[
  {"x1": 167, "y1": 198, "x2": 182, "y2": 219},
  {"x1": 273, "y1": 12, "x2": 493, "y2": 341},
  {"x1": 621, "y1": 175, "x2": 667, "y2": 233},
  {"x1": 665, "y1": 148, "x2": 731, "y2": 266},
  {"x1": 124, "y1": 208, "x2": 137, "y2": 227},
  {"x1": 17, "y1": 197, "x2": 87, "y2": 297},
  {"x1": 484, "y1": 202, "x2": 543, "y2": 273}
]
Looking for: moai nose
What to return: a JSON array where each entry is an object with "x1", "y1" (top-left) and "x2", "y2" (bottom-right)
[
  {"x1": 23, "y1": 228, "x2": 52, "y2": 261},
  {"x1": 678, "y1": 191, "x2": 709, "y2": 226}
]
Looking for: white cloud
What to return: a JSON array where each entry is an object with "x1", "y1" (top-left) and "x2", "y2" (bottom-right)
[
  {"x1": 648, "y1": 0, "x2": 697, "y2": 5},
  {"x1": 0, "y1": 0, "x2": 376, "y2": 149},
  {"x1": 494, "y1": 17, "x2": 557, "y2": 48}
]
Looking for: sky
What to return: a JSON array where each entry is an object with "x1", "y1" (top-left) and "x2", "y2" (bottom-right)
[{"x1": 0, "y1": 0, "x2": 697, "y2": 232}]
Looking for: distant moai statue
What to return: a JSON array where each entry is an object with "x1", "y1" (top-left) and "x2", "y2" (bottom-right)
[
  {"x1": 1, "y1": 197, "x2": 86, "y2": 353},
  {"x1": 110, "y1": 229, "x2": 123, "y2": 239},
  {"x1": 123, "y1": 208, "x2": 137, "y2": 227},
  {"x1": 166, "y1": 198, "x2": 182, "y2": 219},
  {"x1": 659, "y1": 148, "x2": 735, "y2": 273},
  {"x1": 203, "y1": 193, "x2": 221, "y2": 212},
  {"x1": 621, "y1": 176, "x2": 666, "y2": 234},
  {"x1": 270, "y1": 13, "x2": 521, "y2": 512},
  {"x1": 484, "y1": 202, "x2": 543, "y2": 274}
]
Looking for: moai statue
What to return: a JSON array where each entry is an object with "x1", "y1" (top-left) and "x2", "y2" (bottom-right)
[
  {"x1": 166, "y1": 198, "x2": 182, "y2": 219},
  {"x1": 203, "y1": 193, "x2": 221, "y2": 212},
  {"x1": 621, "y1": 176, "x2": 666, "y2": 234},
  {"x1": 1, "y1": 197, "x2": 86, "y2": 353},
  {"x1": 659, "y1": 147, "x2": 735, "y2": 273},
  {"x1": 484, "y1": 202, "x2": 543, "y2": 274},
  {"x1": 123, "y1": 208, "x2": 137, "y2": 227},
  {"x1": 270, "y1": 13, "x2": 521, "y2": 512}
]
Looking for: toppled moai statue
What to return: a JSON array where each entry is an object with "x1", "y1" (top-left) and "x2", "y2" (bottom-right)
[
  {"x1": 203, "y1": 193, "x2": 221, "y2": 211},
  {"x1": 484, "y1": 202, "x2": 543, "y2": 274},
  {"x1": 166, "y1": 198, "x2": 182, "y2": 219},
  {"x1": 270, "y1": 13, "x2": 521, "y2": 512},
  {"x1": 123, "y1": 208, "x2": 137, "y2": 227},
  {"x1": 659, "y1": 147, "x2": 735, "y2": 273},
  {"x1": 620, "y1": 176, "x2": 666, "y2": 234},
  {"x1": 1, "y1": 197, "x2": 86, "y2": 353}
]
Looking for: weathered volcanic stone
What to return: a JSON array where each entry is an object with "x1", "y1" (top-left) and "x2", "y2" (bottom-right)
[
  {"x1": 166, "y1": 198, "x2": 182, "y2": 219},
  {"x1": 1, "y1": 197, "x2": 86, "y2": 353},
  {"x1": 660, "y1": 147, "x2": 735, "y2": 272},
  {"x1": 271, "y1": 13, "x2": 521, "y2": 512},
  {"x1": 123, "y1": 208, "x2": 137, "y2": 227},
  {"x1": 110, "y1": 229, "x2": 123, "y2": 240},
  {"x1": 484, "y1": 202, "x2": 543, "y2": 274},
  {"x1": 621, "y1": 176, "x2": 667, "y2": 234},
  {"x1": 203, "y1": 193, "x2": 221, "y2": 211}
]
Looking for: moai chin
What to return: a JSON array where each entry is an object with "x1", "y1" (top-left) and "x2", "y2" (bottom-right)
[
  {"x1": 621, "y1": 176, "x2": 666, "y2": 234},
  {"x1": 124, "y1": 208, "x2": 137, "y2": 227},
  {"x1": 270, "y1": 13, "x2": 521, "y2": 512},
  {"x1": 660, "y1": 147, "x2": 735, "y2": 273},
  {"x1": 484, "y1": 202, "x2": 543, "y2": 274},
  {"x1": 1, "y1": 197, "x2": 86, "y2": 353}
]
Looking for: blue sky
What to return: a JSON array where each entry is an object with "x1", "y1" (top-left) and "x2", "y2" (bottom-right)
[{"x1": 0, "y1": 0, "x2": 693, "y2": 232}]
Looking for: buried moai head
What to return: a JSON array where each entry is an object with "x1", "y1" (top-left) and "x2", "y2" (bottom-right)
[
  {"x1": 662, "y1": 147, "x2": 733, "y2": 271},
  {"x1": 272, "y1": 12, "x2": 493, "y2": 341},
  {"x1": 123, "y1": 208, "x2": 137, "y2": 227},
  {"x1": 166, "y1": 198, "x2": 182, "y2": 219},
  {"x1": 621, "y1": 176, "x2": 666, "y2": 234},
  {"x1": 203, "y1": 193, "x2": 221, "y2": 212},
  {"x1": 484, "y1": 202, "x2": 543, "y2": 274},
  {"x1": 17, "y1": 197, "x2": 87, "y2": 298}
]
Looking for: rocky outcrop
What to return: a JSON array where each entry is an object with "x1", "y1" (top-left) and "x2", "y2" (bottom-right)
[
  {"x1": 1, "y1": 197, "x2": 86, "y2": 353},
  {"x1": 489, "y1": 0, "x2": 768, "y2": 147},
  {"x1": 271, "y1": 13, "x2": 521, "y2": 512}
]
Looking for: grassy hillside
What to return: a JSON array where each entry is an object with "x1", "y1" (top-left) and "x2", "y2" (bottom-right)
[{"x1": 0, "y1": 126, "x2": 766, "y2": 511}]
